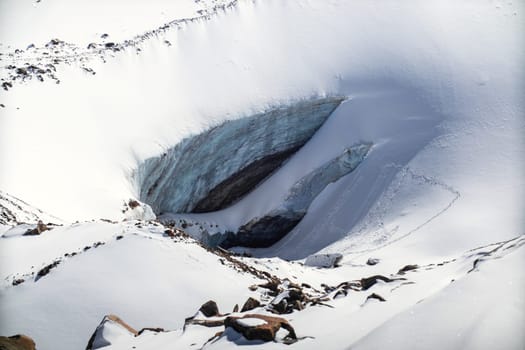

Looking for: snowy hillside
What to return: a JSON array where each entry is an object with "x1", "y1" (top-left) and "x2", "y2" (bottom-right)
[{"x1": 0, "y1": 0, "x2": 523, "y2": 349}]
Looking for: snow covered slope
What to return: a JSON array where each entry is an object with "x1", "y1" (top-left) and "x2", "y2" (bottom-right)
[{"x1": 0, "y1": 0, "x2": 523, "y2": 349}]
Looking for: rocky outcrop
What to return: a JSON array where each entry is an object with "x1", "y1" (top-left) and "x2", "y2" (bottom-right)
[
  {"x1": 224, "y1": 314, "x2": 297, "y2": 343},
  {"x1": 86, "y1": 315, "x2": 138, "y2": 350},
  {"x1": 0, "y1": 335, "x2": 36, "y2": 350},
  {"x1": 134, "y1": 96, "x2": 345, "y2": 215}
]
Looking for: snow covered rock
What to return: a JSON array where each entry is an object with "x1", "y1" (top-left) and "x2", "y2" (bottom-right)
[
  {"x1": 85, "y1": 315, "x2": 138, "y2": 350},
  {"x1": 121, "y1": 199, "x2": 156, "y2": 221},
  {"x1": 304, "y1": 253, "x2": 343, "y2": 268},
  {"x1": 224, "y1": 314, "x2": 297, "y2": 343}
]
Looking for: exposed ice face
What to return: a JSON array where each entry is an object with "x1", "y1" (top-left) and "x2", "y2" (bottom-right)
[
  {"x1": 205, "y1": 144, "x2": 372, "y2": 248},
  {"x1": 133, "y1": 96, "x2": 344, "y2": 215},
  {"x1": 284, "y1": 144, "x2": 372, "y2": 213}
]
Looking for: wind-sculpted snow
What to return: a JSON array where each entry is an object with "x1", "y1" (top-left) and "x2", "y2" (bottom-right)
[
  {"x1": 134, "y1": 96, "x2": 344, "y2": 215},
  {"x1": 205, "y1": 144, "x2": 372, "y2": 248}
]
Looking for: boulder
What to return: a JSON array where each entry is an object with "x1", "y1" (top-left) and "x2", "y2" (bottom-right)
[
  {"x1": 366, "y1": 258, "x2": 380, "y2": 266},
  {"x1": 304, "y1": 253, "x2": 343, "y2": 268},
  {"x1": 224, "y1": 314, "x2": 296, "y2": 342},
  {"x1": 0, "y1": 335, "x2": 36, "y2": 350},
  {"x1": 241, "y1": 297, "x2": 261, "y2": 312},
  {"x1": 199, "y1": 300, "x2": 220, "y2": 317}
]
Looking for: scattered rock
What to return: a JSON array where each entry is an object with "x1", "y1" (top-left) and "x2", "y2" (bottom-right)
[
  {"x1": 0, "y1": 334, "x2": 36, "y2": 350},
  {"x1": 199, "y1": 300, "x2": 220, "y2": 317},
  {"x1": 12, "y1": 278, "x2": 25, "y2": 286},
  {"x1": 224, "y1": 314, "x2": 297, "y2": 343},
  {"x1": 366, "y1": 258, "x2": 380, "y2": 266},
  {"x1": 366, "y1": 293, "x2": 386, "y2": 302},
  {"x1": 241, "y1": 297, "x2": 260, "y2": 312},
  {"x1": 398, "y1": 264, "x2": 418, "y2": 275},
  {"x1": 2, "y1": 82, "x2": 13, "y2": 91},
  {"x1": 35, "y1": 260, "x2": 61, "y2": 281}
]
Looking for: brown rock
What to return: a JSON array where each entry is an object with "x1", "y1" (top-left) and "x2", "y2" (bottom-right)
[
  {"x1": 241, "y1": 297, "x2": 260, "y2": 312},
  {"x1": 0, "y1": 335, "x2": 36, "y2": 350},
  {"x1": 199, "y1": 300, "x2": 220, "y2": 317},
  {"x1": 36, "y1": 220, "x2": 48, "y2": 234},
  {"x1": 86, "y1": 314, "x2": 138, "y2": 350},
  {"x1": 128, "y1": 199, "x2": 140, "y2": 209},
  {"x1": 224, "y1": 314, "x2": 296, "y2": 342}
]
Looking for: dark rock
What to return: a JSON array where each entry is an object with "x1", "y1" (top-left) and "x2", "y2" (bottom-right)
[
  {"x1": 87, "y1": 43, "x2": 97, "y2": 49},
  {"x1": 0, "y1": 334, "x2": 36, "y2": 350},
  {"x1": 360, "y1": 275, "x2": 394, "y2": 290},
  {"x1": 45, "y1": 38, "x2": 63, "y2": 47},
  {"x1": 137, "y1": 327, "x2": 164, "y2": 336},
  {"x1": 116, "y1": 235, "x2": 123, "y2": 240},
  {"x1": 35, "y1": 260, "x2": 60, "y2": 281},
  {"x1": 101, "y1": 33, "x2": 109, "y2": 39},
  {"x1": 104, "y1": 42, "x2": 116, "y2": 48},
  {"x1": 366, "y1": 258, "x2": 380, "y2": 266},
  {"x1": 232, "y1": 304, "x2": 239, "y2": 313},
  {"x1": 398, "y1": 264, "x2": 418, "y2": 275},
  {"x1": 217, "y1": 213, "x2": 303, "y2": 249},
  {"x1": 199, "y1": 300, "x2": 220, "y2": 317},
  {"x1": 241, "y1": 297, "x2": 260, "y2": 312},
  {"x1": 366, "y1": 293, "x2": 386, "y2": 302},
  {"x1": 12, "y1": 279, "x2": 25, "y2": 286},
  {"x1": 224, "y1": 314, "x2": 296, "y2": 342},
  {"x1": 2, "y1": 82, "x2": 12, "y2": 91}
]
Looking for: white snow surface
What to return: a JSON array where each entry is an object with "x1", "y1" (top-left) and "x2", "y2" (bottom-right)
[{"x1": 0, "y1": 0, "x2": 523, "y2": 349}]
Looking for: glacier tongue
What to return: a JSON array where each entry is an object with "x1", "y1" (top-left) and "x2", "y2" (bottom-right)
[{"x1": 134, "y1": 96, "x2": 344, "y2": 215}]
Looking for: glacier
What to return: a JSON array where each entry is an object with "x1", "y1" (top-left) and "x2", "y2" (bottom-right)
[
  {"x1": 209, "y1": 143, "x2": 372, "y2": 248},
  {"x1": 134, "y1": 96, "x2": 344, "y2": 215}
]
